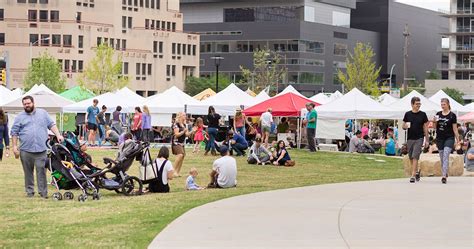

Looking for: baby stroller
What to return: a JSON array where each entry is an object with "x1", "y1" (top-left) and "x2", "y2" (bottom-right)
[
  {"x1": 88, "y1": 141, "x2": 146, "y2": 196},
  {"x1": 62, "y1": 131, "x2": 99, "y2": 171},
  {"x1": 47, "y1": 141, "x2": 100, "y2": 202}
]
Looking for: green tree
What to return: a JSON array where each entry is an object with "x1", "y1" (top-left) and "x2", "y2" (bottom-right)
[
  {"x1": 240, "y1": 49, "x2": 287, "y2": 95},
  {"x1": 184, "y1": 74, "x2": 231, "y2": 96},
  {"x1": 443, "y1": 87, "x2": 464, "y2": 104},
  {"x1": 24, "y1": 51, "x2": 66, "y2": 93},
  {"x1": 78, "y1": 43, "x2": 128, "y2": 94},
  {"x1": 426, "y1": 69, "x2": 441, "y2": 80},
  {"x1": 337, "y1": 42, "x2": 381, "y2": 96}
]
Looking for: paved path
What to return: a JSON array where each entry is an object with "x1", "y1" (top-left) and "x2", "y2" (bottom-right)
[{"x1": 150, "y1": 178, "x2": 474, "y2": 249}]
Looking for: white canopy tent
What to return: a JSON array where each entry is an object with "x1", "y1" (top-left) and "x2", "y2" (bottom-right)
[
  {"x1": 0, "y1": 86, "x2": 22, "y2": 106},
  {"x1": 25, "y1": 84, "x2": 56, "y2": 95},
  {"x1": 328, "y1": 90, "x2": 343, "y2": 102},
  {"x1": 253, "y1": 90, "x2": 271, "y2": 104},
  {"x1": 378, "y1": 93, "x2": 399, "y2": 106},
  {"x1": 276, "y1": 85, "x2": 305, "y2": 97},
  {"x1": 187, "y1": 84, "x2": 256, "y2": 115},
  {"x1": 316, "y1": 88, "x2": 399, "y2": 120},
  {"x1": 465, "y1": 102, "x2": 474, "y2": 111},
  {"x1": 115, "y1": 87, "x2": 145, "y2": 103},
  {"x1": 143, "y1": 86, "x2": 199, "y2": 114},
  {"x1": 390, "y1": 90, "x2": 439, "y2": 117},
  {"x1": 2, "y1": 90, "x2": 74, "y2": 113},
  {"x1": 429, "y1": 90, "x2": 470, "y2": 114},
  {"x1": 63, "y1": 92, "x2": 137, "y2": 113},
  {"x1": 310, "y1": 93, "x2": 331, "y2": 105}
]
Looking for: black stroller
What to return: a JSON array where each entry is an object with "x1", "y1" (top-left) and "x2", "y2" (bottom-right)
[
  {"x1": 88, "y1": 141, "x2": 146, "y2": 196},
  {"x1": 47, "y1": 141, "x2": 100, "y2": 202}
]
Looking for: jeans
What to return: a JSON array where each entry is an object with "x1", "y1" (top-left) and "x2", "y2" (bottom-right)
[
  {"x1": 206, "y1": 127, "x2": 218, "y2": 152},
  {"x1": 236, "y1": 126, "x2": 246, "y2": 139},
  {"x1": 231, "y1": 143, "x2": 248, "y2": 156},
  {"x1": 307, "y1": 127, "x2": 316, "y2": 152},
  {"x1": 98, "y1": 124, "x2": 106, "y2": 146}
]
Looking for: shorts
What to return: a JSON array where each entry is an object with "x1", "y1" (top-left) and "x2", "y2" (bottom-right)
[
  {"x1": 437, "y1": 137, "x2": 455, "y2": 151},
  {"x1": 262, "y1": 126, "x2": 271, "y2": 133},
  {"x1": 172, "y1": 144, "x2": 185, "y2": 155},
  {"x1": 87, "y1": 122, "x2": 97, "y2": 131},
  {"x1": 407, "y1": 138, "x2": 424, "y2": 160}
]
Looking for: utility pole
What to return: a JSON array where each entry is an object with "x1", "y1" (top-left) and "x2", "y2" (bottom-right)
[{"x1": 403, "y1": 24, "x2": 410, "y2": 92}]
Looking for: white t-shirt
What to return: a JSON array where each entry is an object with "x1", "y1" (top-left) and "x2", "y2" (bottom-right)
[
  {"x1": 213, "y1": 156, "x2": 237, "y2": 188},
  {"x1": 155, "y1": 158, "x2": 174, "y2": 185},
  {"x1": 260, "y1": 111, "x2": 273, "y2": 127}
]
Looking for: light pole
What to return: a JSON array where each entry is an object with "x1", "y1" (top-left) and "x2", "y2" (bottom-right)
[
  {"x1": 29, "y1": 37, "x2": 50, "y2": 64},
  {"x1": 389, "y1": 64, "x2": 396, "y2": 90},
  {"x1": 210, "y1": 55, "x2": 224, "y2": 92}
]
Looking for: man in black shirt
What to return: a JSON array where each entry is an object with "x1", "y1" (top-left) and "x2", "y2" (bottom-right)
[{"x1": 403, "y1": 97, "x2": 429, "y2": 183}]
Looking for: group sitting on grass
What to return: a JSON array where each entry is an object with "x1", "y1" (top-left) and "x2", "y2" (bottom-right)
[{"x1": 247, "y1": 138, "x2": 295, "y2": 167}]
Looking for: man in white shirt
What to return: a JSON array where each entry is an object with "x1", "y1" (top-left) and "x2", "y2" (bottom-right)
[
  {"x1": 208, "y1": 145, "x2": 237, "y2": 188},
  {"x1": 260, "y1": 108, "x2": 273, "y2": 147}
]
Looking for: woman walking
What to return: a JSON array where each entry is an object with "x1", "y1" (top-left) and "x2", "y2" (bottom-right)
[
  {"x1": 205, "y1": 106, "x2": 221, "y2": 156},
  {"x1": 233, "y1": 108, "x2": 248, "y2": 138},
  {"x1": 111, "y1": 106, "x2": 123, "y2": 134},
  {"x1": 142, "y1": 105, "x2": 152, "y2": 142},
  {"x1": 131, "y1": 107, "x2": 143, "y2": 141},
  {"x1": 172, "y1": 112, "x2": 191, "y2": 177},
  {"x1": 0, "y1": 108, "x2": 9, "y2": 161},
  {"x1": 433, "y1": 98, "x2": 460, "y2": 184}
]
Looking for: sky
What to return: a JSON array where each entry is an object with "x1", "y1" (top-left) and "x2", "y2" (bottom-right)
[{"x1": 396, "y1": 0, "x2": 449, "y2": 11}]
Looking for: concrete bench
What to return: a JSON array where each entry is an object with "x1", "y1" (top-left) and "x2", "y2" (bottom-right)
[
  {"x1": 403, "y1": 153, "x2": 464, "y2": 177},
  {"x1": 318, "y1": 144, "x2": 338, "y2": 152}
]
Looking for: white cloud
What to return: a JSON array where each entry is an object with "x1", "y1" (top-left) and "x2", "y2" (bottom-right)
[{"x1": 396, "y1": 0, "x2": 449, "y2": 11}]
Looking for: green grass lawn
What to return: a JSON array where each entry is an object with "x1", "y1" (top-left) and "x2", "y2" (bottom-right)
[{"x1": 0, "y1": 149, "x2": 403, "y2": 248}]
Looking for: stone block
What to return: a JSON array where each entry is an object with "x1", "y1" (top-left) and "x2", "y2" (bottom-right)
[{"x1": 403, "y1": 154, "x2": 464, "y2": 177}]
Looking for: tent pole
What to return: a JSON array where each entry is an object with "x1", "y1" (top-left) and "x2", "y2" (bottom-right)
[{"x1": 297, "y1": 117, "x2": 301, "y2": 149}]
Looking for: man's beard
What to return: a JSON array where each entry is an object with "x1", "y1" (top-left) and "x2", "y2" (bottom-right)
[{"x1": 24, "y1": 106, "x2": 34, "y2": 113}]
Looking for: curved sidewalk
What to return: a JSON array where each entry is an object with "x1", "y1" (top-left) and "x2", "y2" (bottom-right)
[{"x1": 150, "y1": 178, "x2": 474, "y2": 249}]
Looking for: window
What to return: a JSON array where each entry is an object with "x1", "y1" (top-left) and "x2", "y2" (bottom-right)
[
  {"x1": 192, "y1": 45, "x2": 196, "y2": 56},
  {"x1": 28, "y1": 0, "x2": 37, "y2": 3},
  {"x1": 50, "y1": 10, "x2": 59, "y2": 22},
  {"x1": 156, "y1": 0, "x2": 160, "y2": 9},
  {"x1": 159, "y1": 41, "x2": 163, "y2": 53},
  {"x1": 150, "y1": 0, "x2": 154, "y2": 8},
  {"x1": 78, "y1": 60, "x2": 83, "y2": 72},
  {"x1": 109, "y1": 38, "x2": 114, "y2": 48},
  {"x1": 183, "y1": 44, "x2": 186, "y2": 55},
  {"x1": 147, "y1": 64, "x2": 152, "y2": 75},
  {"x1": 172, "y1": 43, "x2": 176, "y2": 54},
  {"x1": 128, "y1": 0, "x2": 132, "y2": 5},
  {"x1": 29, "y1": 34, "x2": 39, "y2": 45},
  {"x1": 334, "y1": 43, "x2": 347, "y2": 56},
  {"x1": 39, "y1": 0, "x2": 48, "y2": 3},
  {"x1": 224, "y1": 8, "x2": 255, "y2": 22},
  {"x1": 188, "y1": 44, "x2": 191, "y2": 55},
  {"x1": 116, "y1": 39, "x2": 120, "y2": 50},
  {"x1": 122, "y1": 16, "x2": 126, "y2": 29},
  {"x1": 17, "y1": 0, "x2": 27, "y2": 2},
  {"x1": 145, "y1": 0, "x2": 149, "y2": 8},
  {"x1": 0, "y1": 33, "x2": 4, "y2": 45},
  {"x1": 76, "y1": 12, "x2": 81, "y2": 22},
  {"x1": 41, "y1": 34, "x2": 49, "y2": 46},
  {"x1": 128, "y1": 17, "x2": 132, "y2": 29},
  {"x1": 123, "y1": 62, "x2": 129, "y2": 74},
  {"x1": 72, "y1": 60, "x2": 77, "y2": 72},
  {"x1": 177, "y1": 43, "x2": 181, "y2": 55},
  {"x1": 63, "y1": 35, "x2": 72, "y2": 47},
  {"x1": 166, "y1": 65, "x2": 170, "y2": 76},
  {"x1": 134, "y1": 0, "x2": 138, "y2": 6},
  {"x1": 64, "y1": 60, "x2": 70, "y2": 72},
  {"x1": 52, "y1": 34, "x2": 60, "y2": 46},
  {"x1": 142, "y1": 63, "x2": 146, "y2": 75},
  {"x1": 122, "y1": 0, "x2": 126, "y2": 4},
  {"x1": 299, "y1": 72, "x2": 324, "y2": 84},
  {"x1": 39, "y1": 10, "x2": 48, "y2": 22},
  {"x1": 96, "y1": 37, "x2": 102, "y2": 46},
  {"x1": 171, "y1": 65, "x2": 176, "y2": 76},
  {"x1": 78, "y1": 35, "x2": 83, "y2": 48},
  {"x1": 333, "y1": 73, "x2": 342, "y2": 85},
  {"x1": 122, "y1": 39, "x2": 127, "y2": 50},
  {"x1": 153, "y1": 41, "x2": 157, "y2": 53},
  {"x1": 28, "y1": 10, "x2": 37, "y2": 21},
  {"x1": 136, "y1": 63, "x2": 140, "y2": 75},
  {"x1": 334, "y1": 32, "x2": 348, "y2": 39},
  {"x1": 145, "y1": 19, "x2": 149, "y2": 29},
  {"x1": 155, "y1": 20, "x2": 160, "y2": 30},
  {"x1": 161, "y1": 21, "x2": 165, "y2": 30},
  {"x1": 166, "y1": 22, "x2": 171, "y2": 31},
  {"x1": 140, "y1": 0, "x2": 143, "y2": 7},
  {"x1": 300, "y1": 40, "x2": 324, "y2": 54},
  {"x1": 0, "y1": 9, "x2": 4, "y2": 21}
]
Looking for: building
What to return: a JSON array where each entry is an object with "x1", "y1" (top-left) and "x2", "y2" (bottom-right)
[
  {"x1": 425, "y1": 0, "x2": 474, "y2": 101},
  {"x1": 181, "y1": 0, "x2": 447, "y2": 96},
  {"x1": 0, "y1": 0, "x2": 200, "y2": 96}
]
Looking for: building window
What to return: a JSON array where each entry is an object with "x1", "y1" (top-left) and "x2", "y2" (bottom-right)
[
  {"x1": 159, "y1": 41, "x2": 163, "y2": 53},
  {"x1": 0, "y1": 33, "x2": 4, "y2": 45},
  {"x1": 192, "y1": 45, "x2": 196, "y2": 56},
  {"x1": 166, "y1": 65, "x2": 170, "y2": 77},
  {"x1": 123, "y1": 62, "x2": 129, "y2": 74},
  {"x1": 39, "y1": 10, "x2": 48, "y2": 22},
  {"x1": 172, "y1": 22, "x2": 176, "y2": 31},
  {"x1": 136, "y1": 63, "x2": 140, "y2": 75},
  {"x1": 109, "y1": 38, "x2": 114, "y2": 48},
  {"x1": 96, "y1": 37, "x2": 101, "y2": 46},
  {"x1": 63, "y1": 35, "x2": 72, "y2": 47},
  {"x1": 50, "y1": 10, "x2": 59, "y2": 22},
  {"x1": 299, "y1": 72, "x2": 324, "y2": 84},
  {"x1": 64, "y1": 60, "x2": 70, "y2": 72},
  {"x1": 224, "y1": 8, "x2": 255, "y2": 22},
  {"x1": 147, "y1": 64, "x2": 152, "y2": 75},
  {"x1": 156, "y1": 0, "x2": 160, "y2": 9},
  {"x1": 150, "y1": 0, "x2": 154, "y2": 8},
  {"x1": 333, "y1": 73, "x2": 342, "y2": 85},
  {"x1": 76, "y1": 12, "x2": 81, "y2": 22},
  {"x1": 142, "y1": 63, "x2": 146, "y2": 75},
  {"x1": 122, "y1": 16, "x2": 126, "y2": 29},
  {"x1": 128, "y1": 17, "x2": 132, "y2": 29},
  {"x1": 172, "y1": 43, "x2": 176, "y2": 54},
  {"x1": 334, "y1": 32, "x2": 348, "y2": 39},
  {"x1": 171, "y1": 65, "x2": 176, "y2": 76},
  {"x1": 39, "y1": 0, "x2": 48, "y2": 3},
  {"x1": 78, "y1": 60, "x2": 83, "y2": 72},
  {"x1": 40, "y1": 34, "x2": 49, "y2": 46},
  {"x1": 122, "y1": 39, "x2": 127, "y2": 50},
  {"x1": 29, "y1": 34, "x2": 39, "y2": 45},
  {"x1": 28, "y1": 0, "x2": 37, "y2": 3},
  {"x1": 153, "y1": 41, "x2": 157, "y2": 53},
  {"x1": 134, "y1": 0, "x2": 138, "y2": 6},
  {"x1": 177, "y1": 44, "x2": 181, "y2": 55},
  {"x1": 140, "y1": 0, "x2": 143, "y2": 7},
  {"x1": 300, "y1": 40, "x2": 324, "y2": 54},
  {"x1": 334, "y1": 43, "x2": 347, "y2": 56},
  {"x1": 28, "y1": 10, "x2": 37, "y2": 22},
  {"x1": 183, "y1": 44, "x2": 186, "y2": 55},
  {"x1": 155, "y1": 20, "x2": 160, "y2": 30},
  {"x1": 72, "y1": 60, "x2": 77, "y2": 72},
  {"x1": 17, "y1": 0, "x2": 27, "y2": 3},
  {"x1": 78, "y1": 35, "x2": 83, "y2": 48},
  {"x1": 161, "y1": 21, "x2": 166, "y2": 30},
  {"x1": 145, "y1": 19, "x2": 149, "y2": 29},
  {"x1": 166, "y1": 22, "x2": 171, "y2": 31},
  {"x1": 0, "y1": 9, "x2": 4, "y2": 21},
  {"x1": 188, "y1": 44, "x2": 192, "y2": 55},
  {"x1": 145, "y1": 0, "x2": 149, "y2": 8},
  {"x1": 51, "y1": 34, "x2": 60, "y2": 46},
  {"x1": 150, "y1": 20, "x2": 155, "y2": 29}
]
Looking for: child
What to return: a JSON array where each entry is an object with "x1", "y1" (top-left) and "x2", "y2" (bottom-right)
[
  {"x1": 193, "y1": 117, "x2": 205, "y2": 153},
  {"x1": 186, "y1": 167, "x2": 204, "y2": 190}
]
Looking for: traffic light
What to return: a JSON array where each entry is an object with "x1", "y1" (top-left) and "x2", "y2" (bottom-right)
[{"x1": 0, "y1": 69, "x2": 5, "y2": 85}]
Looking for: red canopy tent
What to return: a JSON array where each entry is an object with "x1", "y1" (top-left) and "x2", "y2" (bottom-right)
[{"x1": 243, "y1": 92, "x2": 320, "y2": 117}]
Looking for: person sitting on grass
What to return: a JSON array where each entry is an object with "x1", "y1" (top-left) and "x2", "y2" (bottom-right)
[
  {"x1": 149, "y1": 146, "x2": 175, "y2": 193},
  {"x1": 272, "y1": 140, "x2": 294, "y2": 166},
  {"x1": 385, "y1": 132, "x2": 397, "y2": 156},
  {"x1": 104, "y1": 126, "x2": 120, "y2": 146},
  {"x1": 247, "y1": 137, "x2": 273, "y2": 165},
  {"x1": 349, "y1": 130, "x2": 362, "y2": 153},
  {"x1": 228, "y1": 130, "x2": 248, "y2": 156},
  {"x1": 186, "y1": 167, "x2": 204, "y2": 190},
  {"x1": 208, "y1": 146, "x2": 237, "y2": 189},
  {"x1": 356, "y1": 135, "x2": 375, "y2": 154}
]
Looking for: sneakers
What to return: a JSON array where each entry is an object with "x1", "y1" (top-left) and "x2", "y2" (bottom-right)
[
  {"x1": 415, "y1": 171, "x2": 421, "y2": 182},
  {"x1": 409, "y1": 177, "x2": 416, "y2": 183},
  {"x1": 441, "y1": 177, "x2": 447, "y2": 184}
]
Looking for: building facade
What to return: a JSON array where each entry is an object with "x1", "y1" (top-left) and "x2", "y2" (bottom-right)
[
  {"x1": 181, "y1": 0, "x2": 447, "y2": 96},
  {"x1": 0, "y1": 0, "x2": 200, "y2": 96}
]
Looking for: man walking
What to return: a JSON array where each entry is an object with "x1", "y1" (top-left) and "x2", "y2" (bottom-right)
[
  {"x1": 11, "y1": 96, "x2": 64, "y2": 198},
  {"x1": 260, "y1": 108, "x2": 273, "y2": 148},
  {"x1": 403, "y1": 97, "x2": 429, "y2": 183},
  {"x1": 85, "y1": 99, "x2": 99, "y2": 146},
  {"x1": 304, "y1": 103, "x2": 318, "y2": 152}
]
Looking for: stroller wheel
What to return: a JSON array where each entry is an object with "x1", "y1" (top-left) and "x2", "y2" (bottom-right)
[
  {"x1": 121, "y1": 176, "x2": 143, "y2": 196},
  {"x1": 64, "y1": 192, "x2": 74, "y2": 200},
  {"x1": 78, "y1": 194, "x2": 88, "y2": 202},
  {"x1": 52, "y1": 192, "x2": 63, "y2": 201},
  {"x1": 92, "y1": 192, "x2": 101, "y2": 200},
  {"x1": 81, "y1": 182, "x2": 98, "y2": 196},
  {"x1": 114, "y1": 189, "x2": 122, "y2": 194}
]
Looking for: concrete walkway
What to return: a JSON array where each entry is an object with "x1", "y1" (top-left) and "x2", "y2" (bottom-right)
[{"x1": 150, "y1": 178, "x2": 474, "y2": 249}]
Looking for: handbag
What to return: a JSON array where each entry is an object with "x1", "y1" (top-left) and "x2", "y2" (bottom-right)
[{"x1": 139, "y1": 147, "x2": 158, "y2": 181}]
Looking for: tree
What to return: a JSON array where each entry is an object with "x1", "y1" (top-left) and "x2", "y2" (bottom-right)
[
  {"x1": 184, "y1": 74, "x2": 231, "y2": 96},
  {"x1": 443, "y1": 87, "x2": 464, "y2": 104},
  {"x1": 337, "y1": 42, "x2": 381, "y2": 96},
  {"x1": 24, "y1": 51, "x2": 66, "y2": 93},
  {"x1": 426, "y1": 69, "x2": 441, "y2": 80},
  {"x1": 78, "y1": 43, "x2": 128, "y2": 94},
  {"x1": 240, "y1": 49, "x2": 287, "y2": 95}
]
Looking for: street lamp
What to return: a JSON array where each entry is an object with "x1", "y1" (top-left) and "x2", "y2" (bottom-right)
[
  {"x1": 210, "y1": 55, "x2": 224, "y2": 92},
  {"x1": 29, "y1": 37, "x2": 50, "y2": 63}
]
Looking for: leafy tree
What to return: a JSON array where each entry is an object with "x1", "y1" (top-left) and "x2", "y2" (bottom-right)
[
  {"x1": 184, "y1": 74, "x2": 231, "y2": 96},
  {"x1": 443, "y1": 87, "x2": 464, "y2": 104},
  {"x1": 78, "y1": 43, "x2": 128, "y2": 94},
  {"x1": 337, "y1": 42, "x2": 381, "y2": 96},
  {"x1": 240, "y1": 49, "x2": 287, "y2": 95},
  {"x1": 24, "y1": 51, "x2": 66, "y2": 93},
  {"x1": 426, "y1": 69, "x2": 441, "y2": 80}
]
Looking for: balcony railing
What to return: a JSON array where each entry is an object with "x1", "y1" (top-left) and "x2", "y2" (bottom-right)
[
  {"x1": 455, "y1": 64, "x2": 474, "y2": 69},
  {"x1": 456, "y1": 44, "x2": 474, "y2": 51},
  {"x1": 456, "y1": 27, "x2": 472, "y2": 32}
]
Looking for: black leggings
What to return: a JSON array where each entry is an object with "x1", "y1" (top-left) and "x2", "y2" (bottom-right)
[{"x1": 0, "y1": 148, "x2": 3, "y2": 161}]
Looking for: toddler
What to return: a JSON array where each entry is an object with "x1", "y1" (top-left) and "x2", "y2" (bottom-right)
[
  {"x1": 186, "y1": 167, "x2": 204, "y2": 190},
  {"x1": 193, "y1": 117, "x2": 205, "y2": 153}
]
